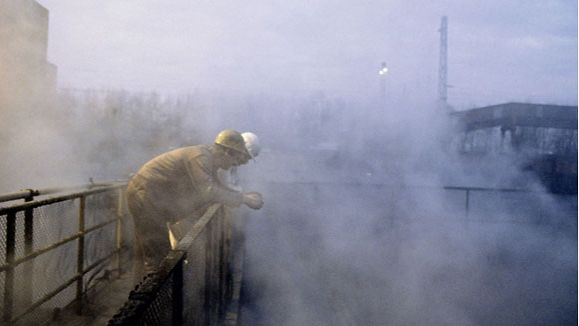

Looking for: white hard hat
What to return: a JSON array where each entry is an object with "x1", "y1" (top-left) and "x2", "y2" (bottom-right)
[{"x1": 241, "y1": 132, "x2": 261, "y2": 158}]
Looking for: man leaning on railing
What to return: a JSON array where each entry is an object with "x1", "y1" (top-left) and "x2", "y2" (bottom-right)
[{"x1": 126, "y1": 129, "x2": 264, "y2": 272}]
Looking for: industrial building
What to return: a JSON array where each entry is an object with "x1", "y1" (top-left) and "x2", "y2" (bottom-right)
[
  {"x1": 451, "y1": 102, "x2": 578, "y2": 193},
  {"x1": 0, "y1": 0, "x2": 57, "y2": 111}
]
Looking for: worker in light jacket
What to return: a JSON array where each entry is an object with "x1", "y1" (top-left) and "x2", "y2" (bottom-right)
[{"x1": 126, "y1": 129, "x2": 264, "y2": 269}]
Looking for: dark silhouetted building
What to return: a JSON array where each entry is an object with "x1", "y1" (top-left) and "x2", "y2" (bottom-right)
[{"x1": 451, "y1": 102, "x2": 577, "y2": 194}]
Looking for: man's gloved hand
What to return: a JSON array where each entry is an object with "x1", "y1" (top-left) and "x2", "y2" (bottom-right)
[{"x1": 243, "y1": 192, "x2": 264, "y2": 210}]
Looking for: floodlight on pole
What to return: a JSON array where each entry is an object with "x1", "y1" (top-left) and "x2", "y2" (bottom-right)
[
  {"x1": 378, "y1": 62, "x2": 389, "y2": 75},
  {"x1": 379, "y1": 62, "x2": 388, "y2": 99}
]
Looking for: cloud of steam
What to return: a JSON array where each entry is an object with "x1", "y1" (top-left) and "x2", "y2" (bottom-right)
[
  {"x1": 236, "y1": 95, "x2": 577, "y2": 326},
  {"x1": 1, "y1": 2, "x2": 576, "y2": 325}
]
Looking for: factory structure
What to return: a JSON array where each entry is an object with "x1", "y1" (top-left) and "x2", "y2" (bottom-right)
[
  {"x1": 437, "y1": 17, "x2": 577, "y2": 194},
  {"x1": 0, "y1": 0, "x2": 57, "y2": 113},
  {"x1": 451, "y1": 103, "x2": 577, "y2": 193}
]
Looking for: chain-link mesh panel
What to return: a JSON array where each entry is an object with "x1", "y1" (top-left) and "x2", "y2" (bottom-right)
[
  {"x1": 0, "y1": 185, "x2": 130, "y2": 324},
  {"x1": 182, "y1": 208, "x2": 233, "y2": 326},
  {"x1": 0, "y1": 214, "x2": 5, "y2": 265},
  {"x1": 28, "y1": 199, "x2": 79, "y2": 321},
  {"x1": 139, "y1": 275, "x2": 175, "y2": 325},
  {"x1": 109, "y1": 257, "x2": 182, "y2": 325},
  {"x1": 183, "y1": 232, "x2": 208, "y2": 325},
  {"x1": 14, "y1": 280, "x2": 77, "y2": 326},
  {"x1": 0, "y1": 270, "x2": 5, "y2": 319},
  {"x1": 26, "y1": 241, "x2": 77, "y2": 316},
  {"x1": 83, "y1": 191, "x2": 120, "y2": 281},
  {"x1": 14, "y1": 211, "x2": 25, "y2": 261},
  {"x1": 85, "y1": 192, "x2": 117, "y2": 229},
  {"x1": 34, "y1": 200, "x2": 79, "y2": 250},
  {"x1": 85, "y1": 223, "x2": 116, "y2": 268},
  {"x1": 0, "y1": 214, "x2": 7, "y2": 265},
  {"x1": 110, "y1": 206, "x2": 237, "y2": 325}
]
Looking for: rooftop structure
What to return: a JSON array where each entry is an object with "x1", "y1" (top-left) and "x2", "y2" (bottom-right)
[
  {"x1": 451, "y1": 102, "x2": 577, "y2": 132},
  {"x1": 451, "y1": 102, "x2": 577, "y2": 194}
]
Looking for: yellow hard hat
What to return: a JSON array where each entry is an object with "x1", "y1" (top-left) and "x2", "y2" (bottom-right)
[{"x1": 214, "y1": 129, "x2": 251, "y2": 159}]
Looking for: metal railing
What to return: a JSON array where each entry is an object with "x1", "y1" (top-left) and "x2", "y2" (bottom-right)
[
  {"x1": 107, "y1": 181, "x2": 575, "y2": 325},
  {"x1": 109, "y1": 203, "x2": 239, "y2": 325},
  {"x1": 442, "y1": 185, "x2": 536, "y2": 219},
  {"x1": 0, "y1": 181, "x2": 131, "y2": 324},
  {"x1": 266, "y1": 180, "x2": 572, "y2": 225}
]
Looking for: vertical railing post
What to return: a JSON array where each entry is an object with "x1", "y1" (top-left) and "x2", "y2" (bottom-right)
[
  {"x1": 465, "y1": 189, "x2": 470, "y2": 220},
  {"x1": 172, "y1": 259, "x2": 184, "y2": 326},
  {"x1": 204, "y1": 219, "x2": 217, "y2": 325},
  {"x1": 215, "y1": 216, "x2": 221, "y2": 322},
  {"x1": 218, "y1": 210, "x2": 227, "y2": 319},
  {"x1": 217, "y1": 213, "x2": 223, "y2": 319},
  {"x1": 76, "y1": 196, "x2": 86, "y2": 314},
  {"x1": 22, "y1": 194, "x2": 35, "y2": 308},
  {"x1": 223, "y1": 208, "x2": 233, "y2": 310},
  {"x1": 203, "y1": 224, "x2": 211, "y2": 325},
  {"x1": 3, "y1": 211, "x2": 17, "y2": 323},
  {"x1": 115, "y1": 189, "x2": 124, "y2": 275}
]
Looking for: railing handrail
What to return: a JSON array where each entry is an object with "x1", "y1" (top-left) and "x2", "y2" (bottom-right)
[
  {"x1": 1, "y1": 181, "x2": 130, "y2": 324},
  {"x1": 109, "y1": 203, "x2": 227, "y2": 325},
  {"x1": 175, "y1": 204, "x2": 221, "y2": 251},
  {"x1": 266, "y1": 180, "x2": 549, "y2": 194},
  {"x1": 269, "y1": 180, "x2": 548, "y2": 193},
  {"x1": 0, "y1": 181, "x2": 127, "y2": 214},
  {"x1": 442, "y1": 185, "x2": 532, "y2": 193},
  {"x1": 0, "y1": 189, "x2": 39, "y2": 203},
  {"x1": 0, "y1": 180, "x2": 127, "y2": 204},
  {"x1": 0, "y1": 217, "x2": 119, "y2": 273}
]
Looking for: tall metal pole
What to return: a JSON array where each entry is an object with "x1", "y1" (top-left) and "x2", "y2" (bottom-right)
[{"x1": 438, "y1": 16, "x2": 449, "y2": 110}]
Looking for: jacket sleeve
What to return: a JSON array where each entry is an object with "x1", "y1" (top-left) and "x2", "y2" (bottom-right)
[{"x1": 184, "y1": 154, "x2": 244, "y2": 207}]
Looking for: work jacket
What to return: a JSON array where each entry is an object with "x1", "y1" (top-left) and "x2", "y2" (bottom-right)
[{"x1": 128, "y1": 144, "x2": 243, "y2": 222}]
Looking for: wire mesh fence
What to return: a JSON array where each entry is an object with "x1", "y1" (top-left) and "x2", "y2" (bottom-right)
[
  {"x1": 0, "y1": 182, "x2": 132, "y2": 325},
  {"x1": 109, "y1": 204, "x2": 238, "y2": 326}
]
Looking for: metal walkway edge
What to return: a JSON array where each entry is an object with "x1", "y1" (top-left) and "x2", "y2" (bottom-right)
[{"x1": 45, "y1": 268, "x2": 141, "y2": 326}]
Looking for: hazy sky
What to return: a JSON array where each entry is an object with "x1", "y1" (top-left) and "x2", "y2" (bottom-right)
[{"x1": 37, "y1": 0, "x2": 577, "y2": 108}]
